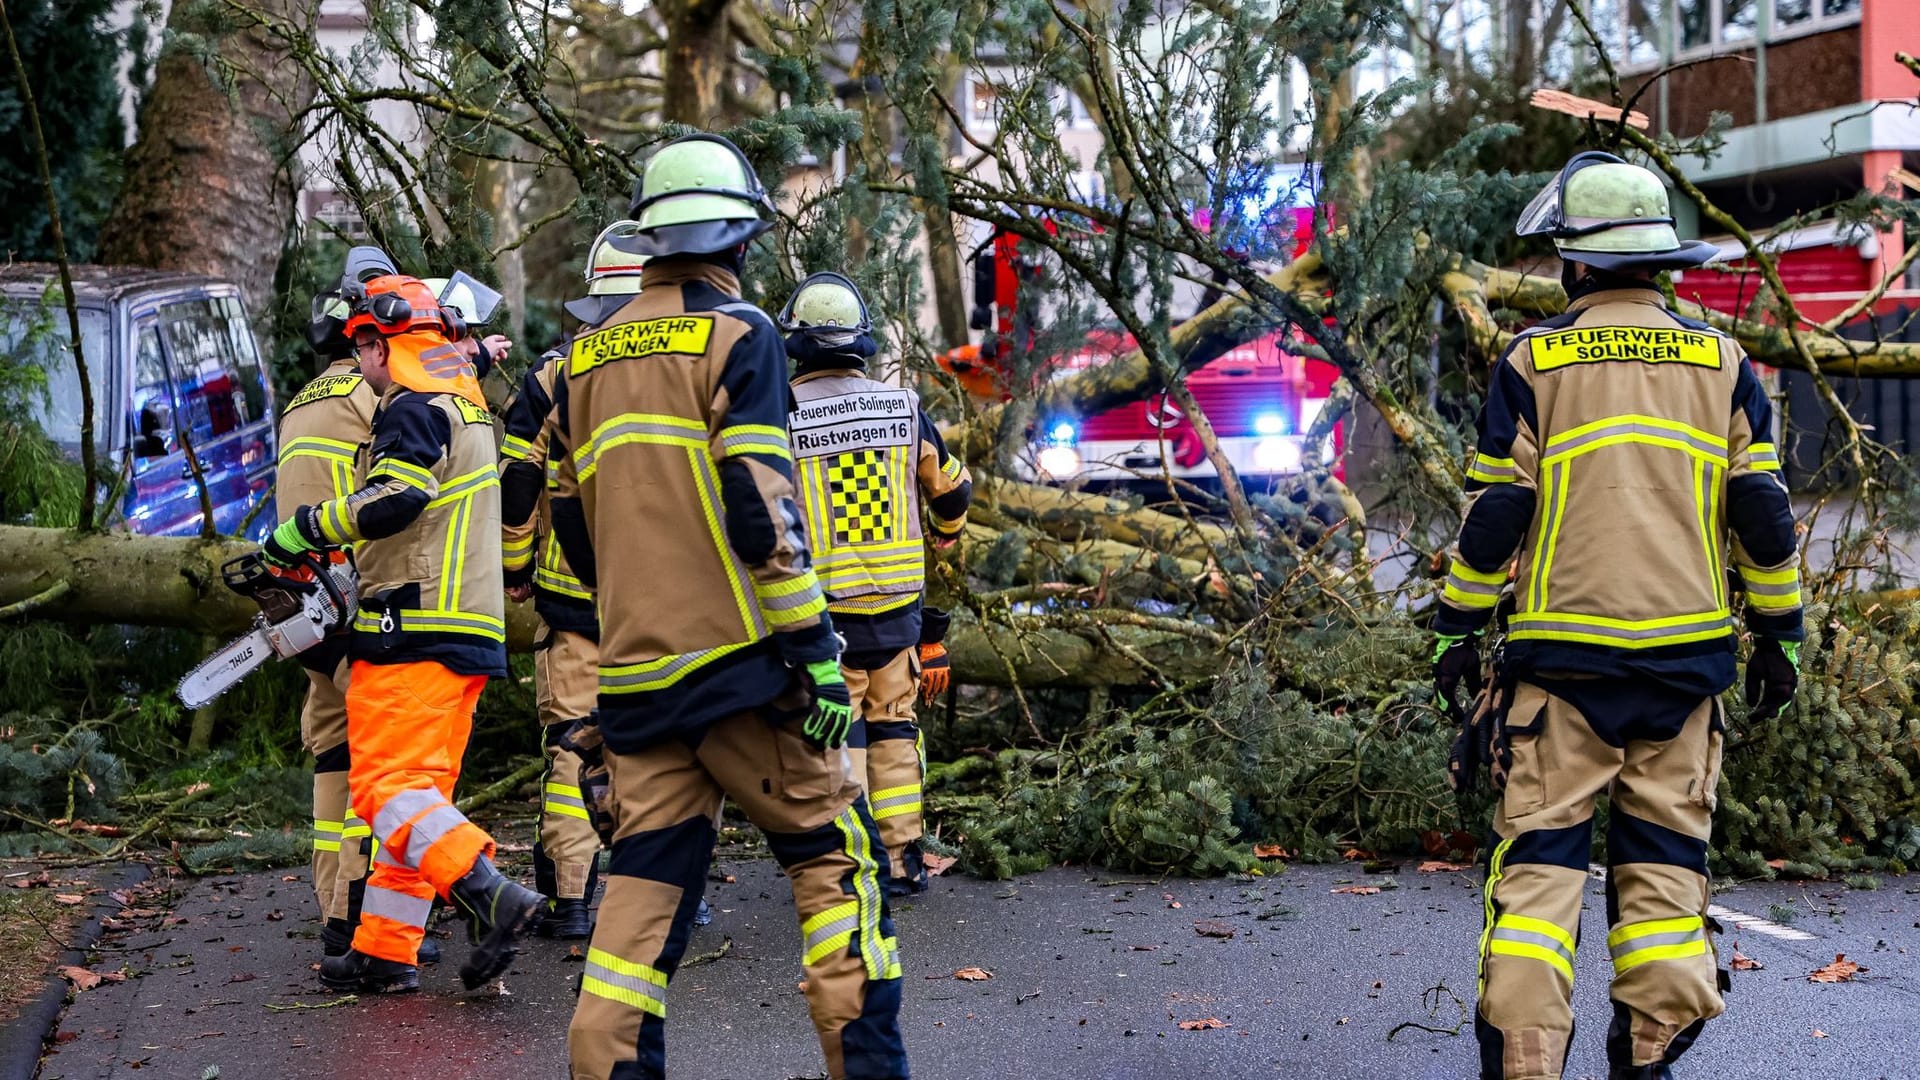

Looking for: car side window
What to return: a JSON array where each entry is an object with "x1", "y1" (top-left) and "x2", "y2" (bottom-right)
[
  {"x1": 131, "y1": 320, "x2": 178, "y2": 463},
  {"x1": 160, "y1": 296, "x2": 266, "y2": 443}
]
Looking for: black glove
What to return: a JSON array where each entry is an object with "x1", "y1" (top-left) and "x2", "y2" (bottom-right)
[
  {"x1": 1745, "y1": 637, "x2": 1800, "y2": 722},
  {"x1": 1431, "y1": 633, "x2": 1481, "y2": 714}
]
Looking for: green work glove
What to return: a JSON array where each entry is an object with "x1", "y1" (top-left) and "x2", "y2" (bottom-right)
[
  {"x1": 263, "y1": 515, "x2": 319, "y2": 569},
  {"x1": 1431, "y1": 632, "x2": 1480, "y2": 710},
  {"x1": 801, "y1": 658, "x2": 854, "y2": 751}
]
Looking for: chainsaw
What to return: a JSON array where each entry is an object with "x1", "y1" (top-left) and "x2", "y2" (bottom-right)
[{"x1": 177, "y1": 551, "x2": 359, "y2": 708}]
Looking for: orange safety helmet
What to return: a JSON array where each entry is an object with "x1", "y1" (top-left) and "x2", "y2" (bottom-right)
[{"x1": 345, "y1": 275, "x2": 486, "y2": 409}]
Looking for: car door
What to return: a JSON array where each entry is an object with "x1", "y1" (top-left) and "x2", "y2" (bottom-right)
[
  {"x1": 121, "y1": 314, "x2": 204, "y2": 536},
  {"x1": 157, "y1": 293, "x2": 276, "y2": 539}
]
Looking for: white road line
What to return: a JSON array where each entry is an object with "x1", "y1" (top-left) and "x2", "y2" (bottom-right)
[{"x1": 1707, "y1": 904, "x2": 1818, "y2": 941}]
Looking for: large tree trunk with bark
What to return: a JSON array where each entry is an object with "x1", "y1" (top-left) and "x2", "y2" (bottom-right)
[
  {"x1": 660, "y1": 0, "x2": 734, "y2": 126},
  {"x1": 97, "y1": 0, "x2": 314, "y2": 320},
  {"x1": 0, "y1": 525, "x2": 1201, "y2": 688}
]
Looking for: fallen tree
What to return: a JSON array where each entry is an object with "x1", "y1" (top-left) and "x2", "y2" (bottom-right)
[{"x1": 0, "y1": 524, "x2": 1211, "y2": 689}]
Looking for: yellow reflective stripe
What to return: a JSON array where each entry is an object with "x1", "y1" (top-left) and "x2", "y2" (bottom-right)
[
  {"x1": 427, "y1": 466, "x2": 498, "y2": 509},
  {"x1": 599, "y1": 640, "x2": 754, "y2": 694},
  {"x1": 802, "y1": 900, "x2": 860, "y2": 966},
  {"x1": 1451, "y1": 561, "x2": 1507, "y2": 585},
  {"x1": 1445, "y1": 558, "x2": 1506, "y2": 609},
  {"x1": 575, "y1": 412, "x2": 709, "y2": 481},
  {"x1": 1508, "y1": 608, "x2": 1731, "y2": 648},
  {"x1": 351, "y1": 608, "x2": 507, "y2": 640},
  {"x1": 1739, "y1": 564, "x2": 1798, "y2": 585},
  {"x1": 1613, "y1": 940, "x2": 1710, "y2": 972},
  {"x1": 280, "y1": 437, "x2": 359, "y2": 467},
  {"x1": 1466, "y1": 453, "x2": 1518, "y2": 484},
  {"x1": 940, "y1": 454, "x2": 964, "y2": 480},
  {"x1": 1746, "y1": 442, "x2": 1780, "y2": 471},
  {"x1": 535, "y1": 566, "x2": 594, "y2": 600},
  {"x1": 503, "y1": 533, "x2": 534, "y2": 556},
  {"x1": 718, "y1": 423, "x2": 793, "y2": 461},
  {"x1": 501, "y1": 433, "x2": 534, "y2": 461},
  {"x1": 1545, "y1": 414, "x2": 1727, "y2": 451},
  {"x1": 319, "y1": 498, "x2": 355, "y2": 545},
  {"x1": 1693, "y1": 459, "x2": 1719, "y2": 611},
  {"x1": 832, "y1": 807, "x2": 900, "y2": 981},
  {"x1": 438, "y1": 488, "x2": 468, "y2": 611},
  {"x1": 1478, "y1": 837, "x2": 1514, "y2": 997},
  {"x1": 369, "y1": 458, "x2": 438, "y2": 493},
  {"x1": 1488, "y1": 939, "x2": 1576, "y2": 981},
  {"x1": 330, "y1": 461, "x2": 354, "y2": 501},
  {"x1": 1498, "y1": 913, "x2": 1575, "y2": 952},
  {"x1": 688, "y1": 448, "x2": 762, "y2": 640},
  {"x1": 1608, "y1": 915, "x2": 1708, "y2": 973},
  {"x1": 545, "y1": 782, "x2": 581, "y2": 797},
  {"x1": 582, "y1": 947, "x2": 668, "y2": 1017},
  {"x1": 829, "y1": 592, "x2": 919, "y2": 616},
  {"x1": 1541, "y1": 415, "x2": 1727, "y2": 467}
]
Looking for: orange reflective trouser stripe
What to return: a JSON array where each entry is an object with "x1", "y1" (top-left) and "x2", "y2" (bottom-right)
[{"x1": 345, "y1": 660, "x2": 494, "y2": 964}]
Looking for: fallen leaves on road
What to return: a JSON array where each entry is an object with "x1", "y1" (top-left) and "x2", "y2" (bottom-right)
[
  {"x1": 57, "y1": 966, "x2": 125, "y2": 991},
  {"x1": 1192, "y1": 920, "x2": 1236, "y2": 938},
  {"x1": 1177, "y1": 1018, "x2": 1228, "y2": 1031},
  {"x1": 1730, "y1": 947, "x2": 1763, "y2": 971},
  {"x1": 922, "y1": 853, "x2": 956, "y2": 877},
  {"x1": 1418, "y1": 861, "x2": 1473, "y2": 873},
  {"x1": 1341, "y1": 848, "x2": 1374, "y2": 861},
  {"x1": 5, "y1": 870, "x2": 51, "y2": 889},
  {"x1": 1252, "y1": 844, "x2": 1290, "y2": 860},
  {"x1": 1331, "y1": 885, "x2": 1381, "y2": 896},
  {"x1": 1809, "y1": 955, "x2": 1865, "y2": 983},
  {"x1": 952, "y1": 967, "x2": 993, "y2": 981},
  {"x1": 53, "y1": 893, "x2": 85, "y2": 905}
]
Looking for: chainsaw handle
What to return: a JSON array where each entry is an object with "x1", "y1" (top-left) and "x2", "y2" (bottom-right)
[{"x1": 221, "y1": 552, "x2": 273, "y2": 595}]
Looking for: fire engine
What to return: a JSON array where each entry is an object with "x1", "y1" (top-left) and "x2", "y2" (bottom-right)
[{"x1": 941, "y1": 169, "x2": 1343, "y2": 494}]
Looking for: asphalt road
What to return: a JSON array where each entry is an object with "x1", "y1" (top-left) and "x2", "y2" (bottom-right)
[{"x1": 37, "y1": 854, "x2": 1919, "y2": 1080}]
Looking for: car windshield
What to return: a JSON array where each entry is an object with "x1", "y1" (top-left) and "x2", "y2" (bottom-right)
[{"x1": 0, "y1": 293, "x2": 111, "y2": 451}]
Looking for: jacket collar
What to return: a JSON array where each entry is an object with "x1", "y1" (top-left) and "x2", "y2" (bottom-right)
[
  {"x1": 792, "y1": 368, "x2": 863, "y2": 386},
  {"x1": 639, "y1": 261, "x2": 740, "y2": 296},
  {"x1": 1567, "y1": 284, "x2": 1668, "y2": 314}
]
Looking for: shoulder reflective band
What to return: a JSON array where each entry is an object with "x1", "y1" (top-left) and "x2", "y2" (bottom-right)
[
  {"x1": 1529, "y1": 327, "x2": 1722, "y2": 372},
  {"x1": 287, "y1": 373, "x2": 365, "y2": 410},
  {"x1": 570, "y1": 315, "x2": 715, "y2": 376}
]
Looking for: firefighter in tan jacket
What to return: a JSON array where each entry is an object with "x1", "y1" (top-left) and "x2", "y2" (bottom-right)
[
  {"x1": 779, "y1": 272, "x2": 972, "y2": 896},
  {"x1": 265, "y1": 274, "x2": 542, "y2": 995},
  {"x1": 278, "y1": 285, "x2": 379, "y2": 961},
  {"x1": 1432, "y1": 153, "x2": 1803, "y2": 1080},
  {"x1": 499, "y1": 223, "x2": 649, "y2": 940},
  {"x1": 548, "y1": 133, "x2": 906, "y2": 1080}
]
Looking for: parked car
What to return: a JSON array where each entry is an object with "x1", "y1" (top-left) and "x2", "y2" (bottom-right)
[{"x1": 1, "y1": 264, "x2": 277, "y2": 540}]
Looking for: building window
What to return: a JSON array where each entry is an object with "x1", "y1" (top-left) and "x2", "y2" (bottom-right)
[
  {"x1": 1775, "y1": 0, "x2": 1861, "y2": 34},
  {"x1": 1673, "y1": 0, "x2": 1771, "y2": 54},
  {"x1": 1623, "y1": 0, "x2": 1661, "y2": 64}
]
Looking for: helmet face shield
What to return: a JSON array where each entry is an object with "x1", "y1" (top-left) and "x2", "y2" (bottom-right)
[{"x1": 438, "y1": 271, "x2": 501, "y2": 326}]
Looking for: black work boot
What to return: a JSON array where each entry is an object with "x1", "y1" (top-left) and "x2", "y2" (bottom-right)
[
  {"x1": 321, "y1": 917, "x2": 354, "y2": 958},
  {"x1": 319, "y1": 948, "x2": 419, "y2": 994},
  {"x1": 538, "y1": 897, "x2": 594, "y2": 939},
  {"x1": 449, "y1": 855, "x2": 541, "y2": 989},
  {"x1": 884, "y1": 842, "x2": 929, "y2": 899}
]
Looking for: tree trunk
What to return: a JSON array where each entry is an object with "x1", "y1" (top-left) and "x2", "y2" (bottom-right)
[
  {"x1": 97, "y1": 0, "x2": 314, "y2": 321},
  {"x1": 660, "y1": 0, "x2": 733, "y2": 126},
  {"x1": 0, "y1": 525, "x2": 1193, "y2": 688}
]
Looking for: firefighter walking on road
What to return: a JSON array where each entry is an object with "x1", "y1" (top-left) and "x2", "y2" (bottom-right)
[
  {"x1": 780, "y1": 272, "x2": 972, "y2": 896},
  {"x1": 264, "y1": 273, "x2": 543, "y2": 994},
  {"x1": 1433, "y1": 152, "x2": 1803, "y2": 1080},
  {"x1": 498, "y1": 222, "x2": 651, "y2": 940},
  {"x1": 548, "y1": 133, "x2": 907, "y2": 1080},
  {"x1": 279, "y1": 257, "x2": 383, "y2": 962}
]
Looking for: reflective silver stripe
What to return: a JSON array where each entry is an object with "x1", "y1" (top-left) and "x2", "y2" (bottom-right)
[
  {"x1": 870, "y1": 790, "x2": 921, "y2": 813},
  {"x1": 373, "y1": 788, "x2": 446, "y2": 845},
  {"x1": 1510, "y1": 612, "x2": 1730, "y2": 642},
  {"x1": 582, "y1": 958, "x2": 668, "y2": 1012},
  {"x1": 1740, "y1": 577, "x2": 1800, "y2": 597},
  {"x1": 374, "y1": 844, "x2": 403, "y2": 867},
  {"x1": 1545, "y1": 420, "x2": 1726, "y2": 461},
  {"x1": 599, "y1": 645, "x2": 730, "y2": 691},
  {"x1": 1492, "y1": 925, "x2": 1575, "y2": 963},
  {"x1": 1608, "y1": 927, "x2": 1703, "y2": 958},
  {"x1": 575, "y1": 419, "x2": 707, "y2": 474},
  {"x1": 403, "y1": 804, "x2": 470, "y2": 865},
  {"x1": 362, "y1": 885, "x2": 431, "y2": 928},
  {"x1": 1445, "y1": 574, "x2": 1503, "y2": 597},
  {"x1": 803, "y1": 911, "x2": 859, "y2": 964},
  {"x1": 687, "y1": 450, "x2": 766, "y2": 638},
  {"x1": 759, "y1": 582, "x2": 824, "y2": 612},
  {"x1": 544, "y1": 791, "x2": 588, "y2": 812}
]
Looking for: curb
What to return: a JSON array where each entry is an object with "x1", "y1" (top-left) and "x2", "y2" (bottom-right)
[{"x1": 0, "y1": 861, "x2": 153, "y2": 1080}]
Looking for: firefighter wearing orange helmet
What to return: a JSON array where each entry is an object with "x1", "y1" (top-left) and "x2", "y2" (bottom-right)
[{"x1": 265, "y1": 273, "x2": 542, "y2": 994}]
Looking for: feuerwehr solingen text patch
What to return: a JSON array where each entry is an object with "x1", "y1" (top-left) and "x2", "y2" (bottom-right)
[{"x1": 789, "y1": 389, "x2": 915, "y2": 458}]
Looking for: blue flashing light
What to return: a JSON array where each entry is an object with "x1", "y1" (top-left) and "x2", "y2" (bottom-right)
[
  {"x1": 1253, "y1": 412, "x2": 1286, "y2": 436},
  {"x1": 1049, "y1": 421, "x2": 1077, "y2": 444}
]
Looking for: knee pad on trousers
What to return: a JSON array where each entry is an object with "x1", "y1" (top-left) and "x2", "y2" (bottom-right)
[
  {"x1": 1476, "y1": 1011, "x2": 1574, "y2": 1080},
  {"x1": 1608, "y1": 1003, "x2": 1706, "y2": 1069},
  {"x1": 865, "y1": 720, "x2": 917, "y2": 744},
  {"x1": 314, "y1": 741, "x2": 350, "y2": 774},
  {"x1": 836, "y1": 974, "x2": 909, "y2": 1080}
]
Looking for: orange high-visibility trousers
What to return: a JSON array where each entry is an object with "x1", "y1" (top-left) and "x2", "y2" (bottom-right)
[{"x1": 345, "y1": 660, "x2": 494, "y2": 964}]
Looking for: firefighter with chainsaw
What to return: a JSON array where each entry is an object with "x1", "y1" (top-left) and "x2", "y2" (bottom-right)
[
  {"x1": 547, "y1": 132, "x2": 907, "y2": 1080},
  {"x1": 264, "y1": 273, "x2": 543, "y2": 995},
  {"x1": 780, "y1": 271, "x2": 972, "y2": 897},
  {"x1": 498, "y1": 221, "x2": 646, "y2": 940},
  {"x1": 1433, "y1": 152, "x2": 1802, "y2": 1080},
  {"x1": 278, "y1": 249, "x2": 386, "y2": 963}
]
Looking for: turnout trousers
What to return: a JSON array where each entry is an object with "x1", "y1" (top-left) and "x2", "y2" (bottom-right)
[
  {"x1": 843, "y1": 649, "x2": 925, "y2": 881},
  {"x1": 1476, "y1": 679, "x2": 1726, "y2": 1080},
  {"x1": 301, "y1": 650, "x2": 371, "y2": 923},
  {"x1": 536, "y1": 627, "x2": 604, "y2": 900},
  {"x1": 567, "y1": 709, "x2": 908, "y2": 1080},
  {"x1": 345, "y1": 660, "x2": 496, "y2": 965}
]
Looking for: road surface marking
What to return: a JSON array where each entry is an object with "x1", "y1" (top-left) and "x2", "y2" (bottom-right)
[{"x1": 1708, "y1": 903, "x2": 1818, "y2": 941}]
